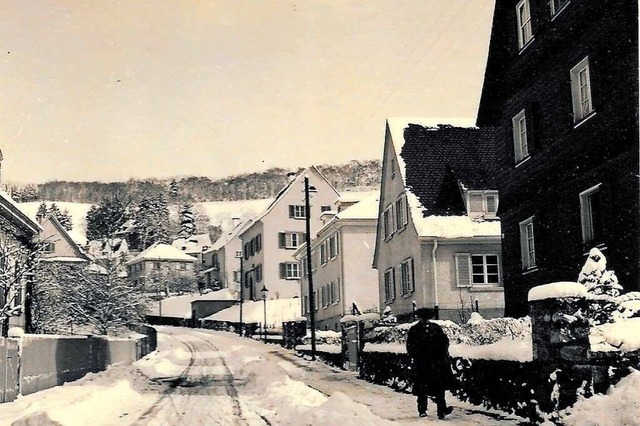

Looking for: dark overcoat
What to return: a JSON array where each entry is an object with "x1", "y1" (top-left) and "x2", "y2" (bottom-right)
[{"x1": 406, "y1": 320, "x2": 454, "y2": 396}]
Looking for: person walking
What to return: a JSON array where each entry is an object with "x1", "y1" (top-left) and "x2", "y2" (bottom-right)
[{"x1": 406, "y1": 308, "x2": 454, "y2": 419}]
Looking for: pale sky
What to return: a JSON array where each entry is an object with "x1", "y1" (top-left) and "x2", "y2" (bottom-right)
[{"x1": 0, "y1": 0, "x2": 495, "y2": 183}]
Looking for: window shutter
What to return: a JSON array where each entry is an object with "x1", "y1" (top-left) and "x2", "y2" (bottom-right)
[
  {"x1": 455, "y1": 253, "x2": 472, "y2": 287},
  {"x1": 278, "y1": 232, "x2": 286, "y2": 249},
  {"x1": 279, "y1": 263, "x2": 286, "y2": 279},
  {"x1": 410, "y1": 258, "x2": 415, "y2": 292},
  {"x1": 289, "y1": 205, "x2": 295, "y2": 218},
  {"x1": 485, "y1": 195, "x2": 497, "y2": 215}
]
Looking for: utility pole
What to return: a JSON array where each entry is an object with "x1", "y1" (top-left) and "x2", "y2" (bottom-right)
[{"x1": 304, "y1": 176, "x2": 317, "y2": 360}]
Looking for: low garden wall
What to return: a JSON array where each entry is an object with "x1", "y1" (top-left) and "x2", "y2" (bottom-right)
[{"x1": 3, "y1": 326, "x2": 157, "y2": 400}]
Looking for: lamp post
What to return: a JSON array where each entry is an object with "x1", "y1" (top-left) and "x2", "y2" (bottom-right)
[
  {"x1": 304, "y1": 176, "x2": 317, "y2": 360},
  {"x1": 260, "y1": 285, "x2": 269, "y2": 343},
  {"x1": 236, "y1": 249, "x2": 244, "y2": 337}
]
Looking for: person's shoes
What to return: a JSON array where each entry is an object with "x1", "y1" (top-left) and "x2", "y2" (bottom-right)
[
  {"x1": 418, "y1": 412, "x2": 428, "y2": 418},
  {"x1": 437, "y1": 406, "x2": 453, "y2": 419}
]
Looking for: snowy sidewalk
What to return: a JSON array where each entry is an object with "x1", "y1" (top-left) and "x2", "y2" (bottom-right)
[{"x1": 260, "y1": 343, "x2": 525, "y2": 425}]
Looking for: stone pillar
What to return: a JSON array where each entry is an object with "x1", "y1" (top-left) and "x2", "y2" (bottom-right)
[{"x1": 529, "y1": 287, "x2": 590, "y2": 363}]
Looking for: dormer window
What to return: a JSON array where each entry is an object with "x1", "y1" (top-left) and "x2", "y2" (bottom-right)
[{"x1": 465, "y1": 191, "x2": 499, "y2": 219}]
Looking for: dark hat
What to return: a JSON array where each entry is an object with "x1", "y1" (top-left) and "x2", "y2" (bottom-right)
[{"x1": 414, "y1": 308, "x2": 434, "y2": 319}]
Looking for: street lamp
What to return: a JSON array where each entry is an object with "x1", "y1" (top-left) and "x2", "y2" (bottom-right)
[
  {"x1": 304, "y1": 176, "x2": 317, "y2": 360},
  {"x1": 236, "y1": 249, "x2": 244, "y2": 337},
  {"x1": 260, "y1": 285, "x2": 269, "y2": 342}
]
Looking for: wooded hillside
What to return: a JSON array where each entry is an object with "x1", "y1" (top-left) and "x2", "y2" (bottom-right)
[{"x1": 7, "y1": 160, "x2": 381, "y2": 204}]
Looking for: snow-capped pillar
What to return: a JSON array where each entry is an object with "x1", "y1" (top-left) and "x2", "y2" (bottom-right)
[{"x1": 528, "y1": 282, "x2": 590, "y2": 363}]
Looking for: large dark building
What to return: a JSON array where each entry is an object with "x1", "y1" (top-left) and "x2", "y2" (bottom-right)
[{"x1": 476, "y1": 0, "x2": 639, "y2": 316}]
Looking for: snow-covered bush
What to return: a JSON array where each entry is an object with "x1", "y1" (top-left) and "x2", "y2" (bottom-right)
[{"x1": 300, "y1": 330, "x2": 341, "y2": 346}]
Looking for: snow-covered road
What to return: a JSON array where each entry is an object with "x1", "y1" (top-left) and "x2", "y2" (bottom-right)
[{"x1": 0, "y1": 327, "x2": 525, "y2": 425}]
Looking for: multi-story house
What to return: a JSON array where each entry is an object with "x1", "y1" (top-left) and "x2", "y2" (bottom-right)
[
  {"x1": 295, "y1": 193, "x2": 380, "y2": 331},
  {"x1": 125, "y1": 242, "x2": 197, "y2": 292},
  {"x1": 239, "y1": 167, "x2": 340, "y2": 301},
  {"x1": 202, "y1": 218, "x2": 250, "y2": 291},
  {"x1": 476, "y1": 0, "x2": 639, "y2": 316},
  {"x1": 38, "y1": 215, "x2": 91, "y2": 264},
  {"x1": 373, "y1": 119, "x2": 505, "y2": 322}
]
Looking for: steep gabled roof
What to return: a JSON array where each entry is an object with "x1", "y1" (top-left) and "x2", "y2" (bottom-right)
[
  {"x1": 245, "y1": 165, "x2": 340, "y2": 230},
  {"x1": 207, "y1": 219, "x2": 253, "y2": 253},
  {"x1": 40, "y1": 214, "x2": 91, "y2": 261},
  {"x1": 387, "y1": 118, "x2": 497, "y2": 216}
]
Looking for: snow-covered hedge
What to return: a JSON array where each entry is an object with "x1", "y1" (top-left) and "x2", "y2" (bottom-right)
[
  {"x1": 364, "y1": 316, "x2": 531, "y2": 347},
  {"x1": 300, "y1": 330, "x2": 341, "y2": 346}
]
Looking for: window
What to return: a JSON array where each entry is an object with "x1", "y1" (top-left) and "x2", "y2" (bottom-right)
[
  {"x1": 321, "y1": 286, "x2": 328, "y2": 308},
  {"x1": 42, "y1": 242, "x2": 56, "y2": 253},
  {"x1": 154, "y1": 262, "x2": 161, "y2": 270},
  {"x1": 471, "y1": 255, "x2": 500, "y2": 285},
  {"x1": 400, "y1": 258, "x2": 415, "y2": 295},
  {"x1": 519, "y1": 217, "x2": 536, "y2": 269},
  {"x1": 279, "y1": 232, "x2": 304, "y2": 249},
  {"x1": 455, "y1": 253, "x2": 501, "y2": 286},
  {"x1": 395, "y1": 196, "x2": 408, "y2": 229},
  {"x1": 177, "y1": 262, "x2": 187, "y2": 271},
  {"x1": 289, "y1": 205, "x2": 306, "y2": 219},
  {"x1": 233, "y1": 270, "x2": 241, "y2": 283},
  {"x1": 321, "y1": 205, "x2": 332, "y2": 212},
  {"x1": 383, "y1": 204, "x2": 394, "y2": 239},
  {"x1": 516, "y1": 0, "x2": 533, "y2": 49},
  {"x1": 256, "y1": 234, "x2": 262, "y2": 252},
  {"x1": 320, "y1": 243, "x2": 327, "y2": 265},
  {"x1": 244, "y1": 243, "x2": 249, "y2": 260},
  {"x1": 303, "y1": 295, "x2": 309, "y2": 315},
  {"x1": 280, "y1": 262, "x2": 300, "y2": 279},
  {"x1": 571, "y1": 57, "x2": 593, "y2": 123},
  {"x1": 512, "y1": 109, "x2": 529, "y2": 163},
  {"x1": 580, "y1": 184, "x2": 602, "y2": 243},
  {"x1": 255, "y1": 264, "x2": 263, "y2": 283},
  {"x1": 466, "y1": 191, "x2": 499, "y2": 218},
  {"x1": 384, "y1": 268, "x2": 396, "y2": 301},
  {"x1": 549, "y1": 0, "x2": 569, "y2": 17},
  {"x1": 328, "y1": 234, "x2": 338, "y2": 259}
]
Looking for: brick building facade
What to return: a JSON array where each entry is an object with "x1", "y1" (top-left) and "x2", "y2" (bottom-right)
[{"x1": 477, "y1": 0, "x2": 639, "y2": 315}]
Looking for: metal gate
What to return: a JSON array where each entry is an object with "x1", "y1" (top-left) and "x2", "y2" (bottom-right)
[{"x1": 0, "y1": 338, "x2": 19, "y2": 403}]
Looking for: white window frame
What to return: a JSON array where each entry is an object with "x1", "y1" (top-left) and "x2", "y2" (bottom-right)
[
  {"x1": 328, "y1": 234, "x2": 338, "y2": 259},
  {"x1": 395, "y1": 195, "x2": 408, "y2": 230},
  {"x1": 383, "y1": 204, "x2": 394, "y2": 239},
  {"x1": 519, "y1": 217, "x2": 537, "y2": 270},
  {"x1": 466, "y1": 190, "x2": 499, "y2": 218},
  {"x1": 384, "y1": 268, "x2": 396, "y2": 302},
  {"x1": 571, "y1": 57, "x2": 594, "y2": 123},
  {"x1": 320, "y1": 242, "x2": 327, "y2": 265},
  {"x1": 400, "y1": 258, "x2": 414, "y2": 295},
  {"x1": 580, "y1": 183, "x2": 602, "y2": 243},
  {"x1": 549, "y1": 0, "x2": 570, "y2": 18},
  {"x1": 290, "y1": 205, "x2": 306, "y2": 219},
  {"x1": 512, "y1": 109, "x2": 529, "y2": 163},
  {"x1": 516, "y1": 0, "x2": 533, "y2": 49},
  {"x1": 470, "y1": 254, "x2": 501, "y2": 286},
  {"x1": 285, "y1": 262, "x2": 300, "y2": 279}
]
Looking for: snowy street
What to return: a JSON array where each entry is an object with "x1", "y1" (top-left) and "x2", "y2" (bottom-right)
[{"x1": 0, "y1": 327, "x2": 524, "y2": 425}]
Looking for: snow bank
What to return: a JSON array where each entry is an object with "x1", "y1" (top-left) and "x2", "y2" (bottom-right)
[
  {"x1": 590, "y1": 318, "x2": 640, "y2": 352},
  {"x1": 204, "y1": 298, "x2": 301, "y2": 326},
  {"x1": 559, "y1": 369, "x2": 640, "y2": 426}
]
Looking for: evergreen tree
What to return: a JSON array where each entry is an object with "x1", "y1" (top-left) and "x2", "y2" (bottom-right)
[
  {"x1": 86, "y1": 197, "x2": 129, "y2": 241},
  {"x1": 36, "y1": 202, "x2": 48, "y2": 222},
  {"x1": 57, "y1": 209, "x2": 73, "y2": 231},
  {"x1": 133, "y1": 194, "x2": 170, "y2": 249},
  {"x1": 169, "y1": 179, "x2": 179, "y2": 198},
  {"x1": 179, "y1": 203, "x2": 195, "y2": 237},
  {"x1": 48, "y1": 203, "x2": 61, "y2": 218}
]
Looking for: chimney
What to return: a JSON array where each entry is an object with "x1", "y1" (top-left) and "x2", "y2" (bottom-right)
[
  {"x1": 232, "y1": 217, "x2": 240, "y2": 229},
  {"x1": 286, "y1": 172, "x2": 297, "y2": 183}
]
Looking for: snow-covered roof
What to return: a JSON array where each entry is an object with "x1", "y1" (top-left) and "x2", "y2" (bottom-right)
[
  {"x1": 193, "y1": 288, "x2": 237, "y2": 301},
  {"x1": 203, "y1": 298, "x2": 301, "y2": 326},
  {"x1": 407, "y1": 193, "x2": 500, "y2": 239},
  {"x1": 336, "y1": 192, "x2": 380, "y2": 220},
  {"x1": 87, "y1": 238, "x2": 129, "y2": 259},
  {"x1": 0, "y1": 191, "x2": 42, "y2": 236},
  {"x1": 127, "y1": 242, "x2": 197, "y2": 265},
  {"x1": 171, "y1": 233, "x2": 212, "y2": 254},
  {"x1": 42, "y1": 256, "x2": 89, "y2": 263},
  {"x1": 208, "y1": 219, "x2": 253, "y2": 253}
]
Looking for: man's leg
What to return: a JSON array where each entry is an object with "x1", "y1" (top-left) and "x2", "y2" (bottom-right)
[
  {"x1": 436, "y1": 390, "x2": 452, "y2": 419},
  {"x1": 417, "y1": 394, "x2": 428, "y2": 417}
]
